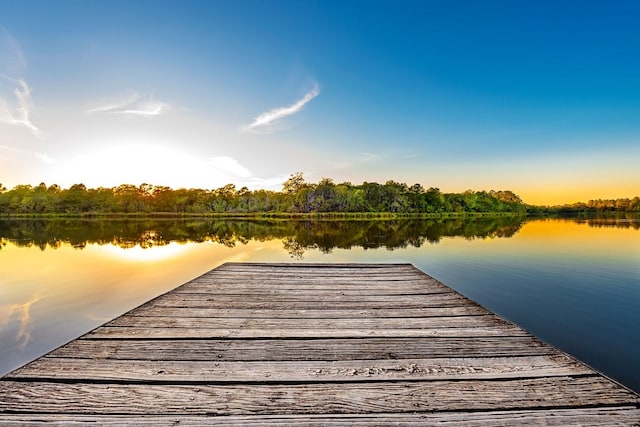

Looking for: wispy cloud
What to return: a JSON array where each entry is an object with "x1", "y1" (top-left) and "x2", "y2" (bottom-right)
[
  {"x1": 208, "y1": 156, "x2": 289, "y2": 190},
  {"x1": 0, "y1": 74, "x2": 41, "y2": 137},
  {"x1": 330, "y1": 152, "x2": 381, "y2": 170},
  {"x1": 247, "y1": 83, "x2": 320, "y2": 131},
  {"x1": 36, "y1": 152, "x2": 56, "y2": 164},
  {"x1": 209, "y1": 156, "x2": 252, "y2": 177},
  {"x1": 0, "y1": 26, "x2": 27, "y2": 73},
  {"x1": 86, "y1": 92, "x2": 140, "y2": 114},
  {"x1": 87, "y1": 92, "x2": 169, "y2": 116},
  {"x1": 244, "y1": 174, "x2": 291, "y2": 190},
  {"x1": 208, "y1": 157, "x2": 292, "y2": 190},
  {"x1": 119, "y1": 100, "x2": 168, "y2": 116}
]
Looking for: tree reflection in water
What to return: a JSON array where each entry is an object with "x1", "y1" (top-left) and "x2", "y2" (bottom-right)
[{"x1": 0, "y1": 217, "x2": 530, "y2": 258}]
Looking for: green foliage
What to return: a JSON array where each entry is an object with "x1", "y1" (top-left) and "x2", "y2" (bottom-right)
[
  {"x1": 529, "y1": 197, "x2": 640, "y2": 215},
  {"x1": 282, "y1": 172, "x2": 307, "y2": 195},
  {"x1": 0, "y1": 175, "x2": 599, "y2": 216}
]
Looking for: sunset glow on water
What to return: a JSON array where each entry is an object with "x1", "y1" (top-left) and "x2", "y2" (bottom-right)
[{"x1": 1, "y1": 217, "x2": 638, "y2": 392}]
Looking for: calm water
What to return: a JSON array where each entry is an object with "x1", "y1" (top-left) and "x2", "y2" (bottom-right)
[{"x1": 1, "y1": 217, "x2": 639, "y2": 392}]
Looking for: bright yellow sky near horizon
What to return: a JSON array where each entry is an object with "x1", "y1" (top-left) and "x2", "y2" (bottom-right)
[{"x1": 517, "y1": 183, "x2": 639, "y2": 206}]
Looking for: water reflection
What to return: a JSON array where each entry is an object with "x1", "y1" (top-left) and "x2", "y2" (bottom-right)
[
  {"x1": 0, "y1": 293, "x2": 39, "y2": 350},
  {"x1": 0, "y1": 217, "x2": 527, "y2": 258},
  {"x1": 577, "y1": 217, "x2": 640, "y2": 229},
  {"x1": 0, "y1": 217, "x2": 638, "y2": 393}
]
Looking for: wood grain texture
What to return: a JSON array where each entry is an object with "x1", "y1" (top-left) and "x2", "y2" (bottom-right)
[
  {"x1": 127, "y1": 306, "x2": 490, "y2": 318},
  {"x1": 146, "y1": 292, "x2": 473, "y2": 309},
  {"x1": 48, "y1": 337, "x2": 558, "y2": 360},
  {"x1": 104, "y1": 314, "x2": 500, "y2": 329},
  {"x1": 1, "y1": 377, "x2": 637, "y2": 415},
  {"x1": 0, "y1": 406, "x2": 640, "y2": 427},
  {"x1": 9, "y1": 355, "x2": 593, "y2": 383},
  {"x1": 88, "y1": 326, "x2": 531, "y2": 339},
  {"x1": 2, "y1": 408, "x2": 640, "y2": 426},
  {"x1": 1, "y1": 262, "x2": 638, "y2": 424},
  {"x1": 172, "y1": 283, "x2": 452, "y2": 295}
]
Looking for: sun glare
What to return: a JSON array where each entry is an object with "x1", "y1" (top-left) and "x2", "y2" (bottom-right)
[
  {"x1": 96, "y1": 241, "x2": 194, "y2": 263},
  {"x1": 72, "y1": 144, "x2": 200, "y2": 188},
  {"x1": 52, "y1": 143, "x2": 239, "y2": 189}
]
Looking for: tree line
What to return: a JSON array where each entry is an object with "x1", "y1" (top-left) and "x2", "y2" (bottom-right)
[
  {"x1": 0, "y1": 173, "x2": 527, "y2": 215},
  {"x1": 534, "y1": 198, "x2": 640, "y2": 214},
  {"x1": 0, "y1": 173, "x2": 637, "y2": 215}
]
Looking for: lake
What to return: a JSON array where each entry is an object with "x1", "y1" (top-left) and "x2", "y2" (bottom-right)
[{"x1": 1, "y1": 216, "x2": 639, "y2": 392}]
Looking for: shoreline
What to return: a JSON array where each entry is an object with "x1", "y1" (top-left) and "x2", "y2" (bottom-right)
[
  {"x1": 0, "y1": 211, "x2": 527, "y2": 220},
  {"x1": 1, "y1": 211, "x2": 639, "y2": 220}
]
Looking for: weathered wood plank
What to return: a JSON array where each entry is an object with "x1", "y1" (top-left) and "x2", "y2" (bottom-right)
[
  {"x1": 173, "y1": 283, "x2": 451, "y2": 295},
  {"x1": 49, "y1": 337, "x2": 558, "y2": 361},
  {"x1": 105, "y1": 315, "x2": 501, "y2": 329},
  {"x1": 147, "y1": 293, "x2": 471, "y2": 310},
  {"x1": 152, "y1": 293, "x2": 458, "y2": 303},
  {"x1": 184, "y1": 275, "x2": 440, "y2": 283},
  {"x1": 201, "y1": 273, "x2": 423, "y2": 280},
  {"x1": 198, "y1": 266, "x2": 421, "y2": 273},
  {"x1": 178, "y1": 263, "x2": 424, "y2": 283},
  {"x1": 1, "y1": 377, "x2": 636, "y2": 415},
  {"x1": 214, "y1": 267, "x2": 421, "y2": 275},
  {"x1": 88, "y1": 325, "x2": 531, "y2": 339},
  {"x1": 220, "y1": 261, "x2": 414, "y2": 266},
  {"x1": 127, "y1": 306, "x2": 490, "y2": 318},
  {"x1": 2, "y1": 408, "x2": 640, "y2": 426},
  {"x1": 172, "y1": 288, "x2": 452, "y2": 297},
  {"x1": 186, "y1": 275, "x2": 435, "y2": 282},
  {"x1": 9, "y1": 355, "x2": 592, "y2": 383},
  {"x1": 204, "y1": 267, "x2": 424, "y2": 274},
  {"x1": 146, "y1": 300, "x2": 474, "y2": 310},
  {"x1": 217, "y1": 262, "x2": 415, "y2": 270}
]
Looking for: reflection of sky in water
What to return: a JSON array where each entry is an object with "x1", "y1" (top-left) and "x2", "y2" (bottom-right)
[
  {"x1": 0, "y1": 219, "x2": 638, "y2": 392},
  {"x1": 0, "y1": 293, "x2": 39, "y2": 350}
]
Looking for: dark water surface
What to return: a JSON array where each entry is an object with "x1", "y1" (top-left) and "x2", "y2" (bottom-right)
[{"x1": 1, "y1": 217, "x2": 638, "y2": 392}]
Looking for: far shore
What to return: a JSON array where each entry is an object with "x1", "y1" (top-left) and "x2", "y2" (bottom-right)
[{"x1": 1, "y1": 211, "x2": 638, "y2": 220}]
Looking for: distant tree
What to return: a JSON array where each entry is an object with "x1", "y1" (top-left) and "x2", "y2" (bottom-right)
[
  {"x1": 407, "y1": 183, "x2": 426, "y2": 212},
  {"x1": 490, "y1": 190, "x2": 523, "y2": 205},
  {"x1": 424, "y1": 187, "x2": 444, "y2": 212},
  {"x1": 113, "y1": 184, "x2": 141, "y2": 213},
  {"x1": 171, "y1": 188, "x2": 192, "y2": 213},
  {"x1": 6, "y1": 185, "x2": 34, "y2": 213},
  {"x1": 312, "y1": 178, "x2": 337, "y2": 212},
  {"x1": 282, "y1": 172, "x2": 306, "y2": 194},
  {"x1": 30, "y1": 182, "x2": 54, "y2": 213},
  {"x1": 217, "y1": 183, "x2": 237, "y2": 197}
]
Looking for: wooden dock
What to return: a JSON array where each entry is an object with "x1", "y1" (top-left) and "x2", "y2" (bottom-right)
[{"x1": 1, "y1": 263, "x2": 638, "y2": 425}]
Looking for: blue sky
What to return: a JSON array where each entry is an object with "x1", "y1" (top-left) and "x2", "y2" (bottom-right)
[{"x1": 1, "y1": 0, "x2": 638, "y2": 204}]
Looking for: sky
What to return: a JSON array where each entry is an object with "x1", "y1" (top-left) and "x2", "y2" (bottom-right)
[{"x1": 0, "y1": 0, "x2": 638, "y2": 205}]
